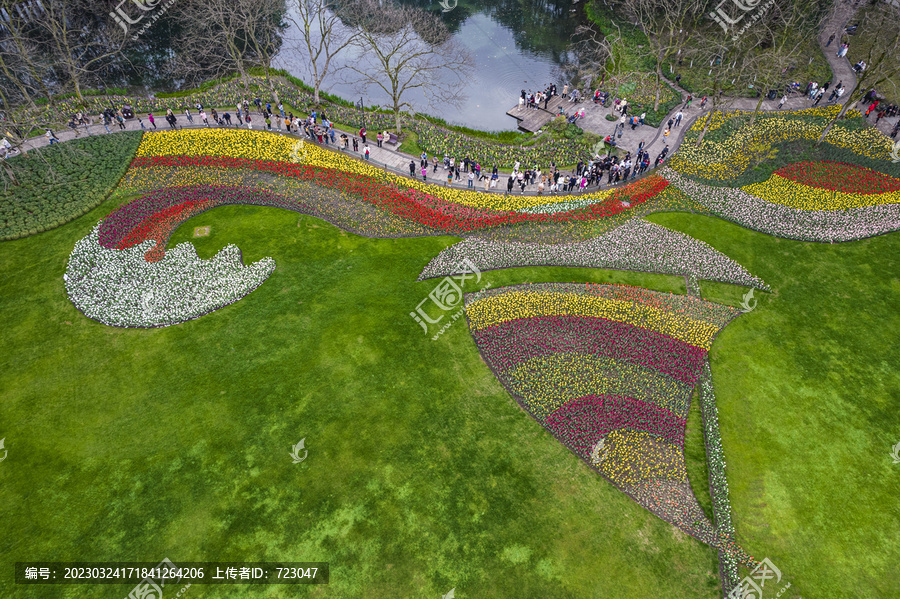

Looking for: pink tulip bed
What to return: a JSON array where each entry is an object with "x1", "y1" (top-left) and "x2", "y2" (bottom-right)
[{"x1": 464, "y1": 282, "x2": 754, "y2": 560}]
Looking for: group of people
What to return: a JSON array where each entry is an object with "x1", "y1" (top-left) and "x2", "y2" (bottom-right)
[
  {"x1": 519, "y1": 84, "x2": 559, "y2": 111},
  {"x1": 800, "y1": 80, "x2": 847, "y2": 106}
]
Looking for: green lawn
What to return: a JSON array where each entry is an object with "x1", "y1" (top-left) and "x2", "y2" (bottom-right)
[
  {"x1": 0, "y1": 199, "x2": 716, "y2": 598},
  {"x1": 0, "y1": 189, "x2": 898, "y2": 597},
  {"x1": 648, "y1": 211, "x2": 900, "y2": 598}
]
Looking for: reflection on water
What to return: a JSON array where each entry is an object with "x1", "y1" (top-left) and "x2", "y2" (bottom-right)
[{"x1": 276, "y1": 0, "x2": 584, "y2": 131}]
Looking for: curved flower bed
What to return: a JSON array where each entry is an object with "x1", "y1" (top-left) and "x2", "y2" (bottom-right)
[
  {"x1": 465, "y1": 282, "x2": 741, "y2": 547},
  {"x1": 664, "y1": 168, "x2": 900, "y2": 242},
  {"x1": 133, "y1": 129, "x2": 673, "y2": 213},
  {"x1": 418, "y1": 218, "x2": 769, "y2": 290},
  {"x1": 65, "y1": 226, "x2": 275, "y2": 328},
  {"x1": 777, "y1": 161, "x2": 900, "y2": 194},
  {"x1": 669, "y1": 106, "x2": 892, "y2": 182},
  {"x1": 742, "y1": 172, "x2": 900, "y2": 211}
]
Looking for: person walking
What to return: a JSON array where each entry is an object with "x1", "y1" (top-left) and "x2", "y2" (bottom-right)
[
  {"x1": 826, "y1": 33, "x2": 835, "y2": 47},
  {"x1": 376, "y1": 131, "x2": 383, "y2": 147},
  {"x1": 184, "y1": 108, "x2": 194, "y2": 124},
  {"x1": 409, "y1": 160, "x2": 416, "y2": 177},
  {"x1": 813, "y1": 89, "x2": 825, "y2": 106},
  {"x1": 359, "y1": 127, "x2": 367, "y2": 143},
  {"x1": 468, "y1": 171, "x2": 474, "y2": 188},
  {"x1": 777, "y1": 94, "x2": 787, "y2": 109},
  {"x1": 45, "y1": 129, "x2": 60, "y2": 145},
  {"x1": 364, "y1": 144, "x2": 370, "y2": 160},
  {"x1": 147, "y1": 113, "x2": 157, "y2": 129},
  {"x1": 422, "y1": 165, "x2": 429, "y2": 181},
  {"x1": 199, "y1": 110, "x2": 208, "y2": 127},
  {"x1": 674, "y1": 111, "x2": 683, "y2": 127},
  {"x1": 507, "y1": 176, "x2": 514, "y2": 193},
  {"x1": 235, "y1": 106, "x2": 243, "y2": 125}
]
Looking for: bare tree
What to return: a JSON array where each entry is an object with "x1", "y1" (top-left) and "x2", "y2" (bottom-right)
[
  {"x1": 37, "y1": 0, "x2": 128, "y2": 104},
  {"x1": 744, "y1": 0, "x2": 826, "y2": 125},
  {"x1": 286, "y1": 0, "x2": 354, "y2": 104},
  {"x1": 0, "y1": 1, "x2": 54, "y2": 110},
  {"x1": 235, "y1": 0, "x2": 287, "y2": 105},
  {"x1": 343, "y1": 0, "x2": 473, "y2": 133},
  {"x1": 619, "y1": 0, "x2": 704, "y2": 110},
  {"x1": 557, "y1": 22, "x2": 616, "y2": 95},
  {"x1": 175, "y1": 0, "x2": 257, "y2": 91},
  {"x1": 684, "y1": 27, "x2": 760, "y2": 145},
  {"x1": 818, "y1": 1, "x2": 900, "y2": 142}
]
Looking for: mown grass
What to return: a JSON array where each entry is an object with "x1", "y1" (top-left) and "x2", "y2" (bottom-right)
[
  {"x1": 0, "y1": 198, "x2": 719, "y2": 598},
  {"x1": 1, "y1": 178, "x2": 897, "y2": 597},
  {"x1": 647, "y1": 211, "x2": 900, "y2": 599}
]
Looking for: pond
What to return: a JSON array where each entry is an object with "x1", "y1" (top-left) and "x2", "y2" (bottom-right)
[{"x1": 275, "y1": 0, "x2": 587, "y2": 131}]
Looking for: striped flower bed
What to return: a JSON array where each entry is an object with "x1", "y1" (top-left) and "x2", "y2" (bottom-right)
[{"x1": 465, "y1": 282, "x2": 741, "y2": 546}]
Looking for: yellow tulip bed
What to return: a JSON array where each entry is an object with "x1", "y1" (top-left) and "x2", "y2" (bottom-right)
[
  {"x1": 742, "y1": 174, "x2": 900, "y2": 211},
  {"x1": 464, "y1": 282, "x2": 741, "y2": 548}
]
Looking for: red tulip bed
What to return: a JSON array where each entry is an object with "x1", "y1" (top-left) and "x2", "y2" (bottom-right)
[
  {"x1": 465, "y1": 282, "x2": 750, "y2": 555},
  {"x1": 776, "y1": 161, "x2": 900, "y2": 194}
]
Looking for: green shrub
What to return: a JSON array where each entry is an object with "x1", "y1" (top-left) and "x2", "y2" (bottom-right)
[{"x1": 0, "y1": 132, "x2": 143, "y2": 241}]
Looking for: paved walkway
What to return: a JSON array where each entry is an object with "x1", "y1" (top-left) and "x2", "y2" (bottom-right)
[{"x1": 17, "y1": 2, "x2": 897, "y2": 198}]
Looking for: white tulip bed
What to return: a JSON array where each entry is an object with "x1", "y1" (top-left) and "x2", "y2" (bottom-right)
[
  {"x1": 419, "y1": 218, "x2": 769, "y2": 290},
  {"x1": 65, "y1": 225, "x2": 276, "y2": 328}
]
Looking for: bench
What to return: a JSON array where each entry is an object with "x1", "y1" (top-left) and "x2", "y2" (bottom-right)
[{"x1": 385, "y1": 133, "x2": 399, "y2": 146}]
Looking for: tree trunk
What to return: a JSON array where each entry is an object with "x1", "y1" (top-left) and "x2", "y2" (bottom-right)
[
  {"x1": 394, "y1": 103, "x2": 402, "y2": 135},
  {"x1": 817, "y1": 82, "x2": 859, "y2": 144},
  {"x1": 695, "y1": 108, "x2": 716, "y2": 146},
  {"x1": 266, "y1": 68, "x2": 281, "y2": 106},
  {"x1": 654, "y1": 64, "x2": 662, "y2": 111},
  {"x1": 73, "y1": 77, "x2": 85, "y2": 105},
  {"x1": 749, "y1": 92, "x2": 765, "y2": 126}
]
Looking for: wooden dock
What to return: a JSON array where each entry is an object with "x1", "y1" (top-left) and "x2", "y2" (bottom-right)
[{"x1": 507, "y1": 96, "x2": 569, "y2": 132}]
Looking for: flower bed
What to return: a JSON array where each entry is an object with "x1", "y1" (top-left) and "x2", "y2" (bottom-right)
[
  {"x1": 418, "y1": 218, "x2": 769, "y2": 290},
  {"x1": 742, "y1": 171, "x2": 900, "y2": 211},
  {"x1": 65, "y1": 225, "x2": 275, "y2": 328},
  {"x1": 464, "y1": 282, "x2": 741, "y2": 546},
  {"x1": 664, "y1": 168, "x2": 900, "y2": 241},
  {"x1": 134, "y1": 129, "x2": 618, "y2": 212},
  {"x1": 669, "y1": 106, "x2": 892, "y2": 182},
  {"x1": 777, "y1": 161, "x2": 900, "y2": 195}
]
